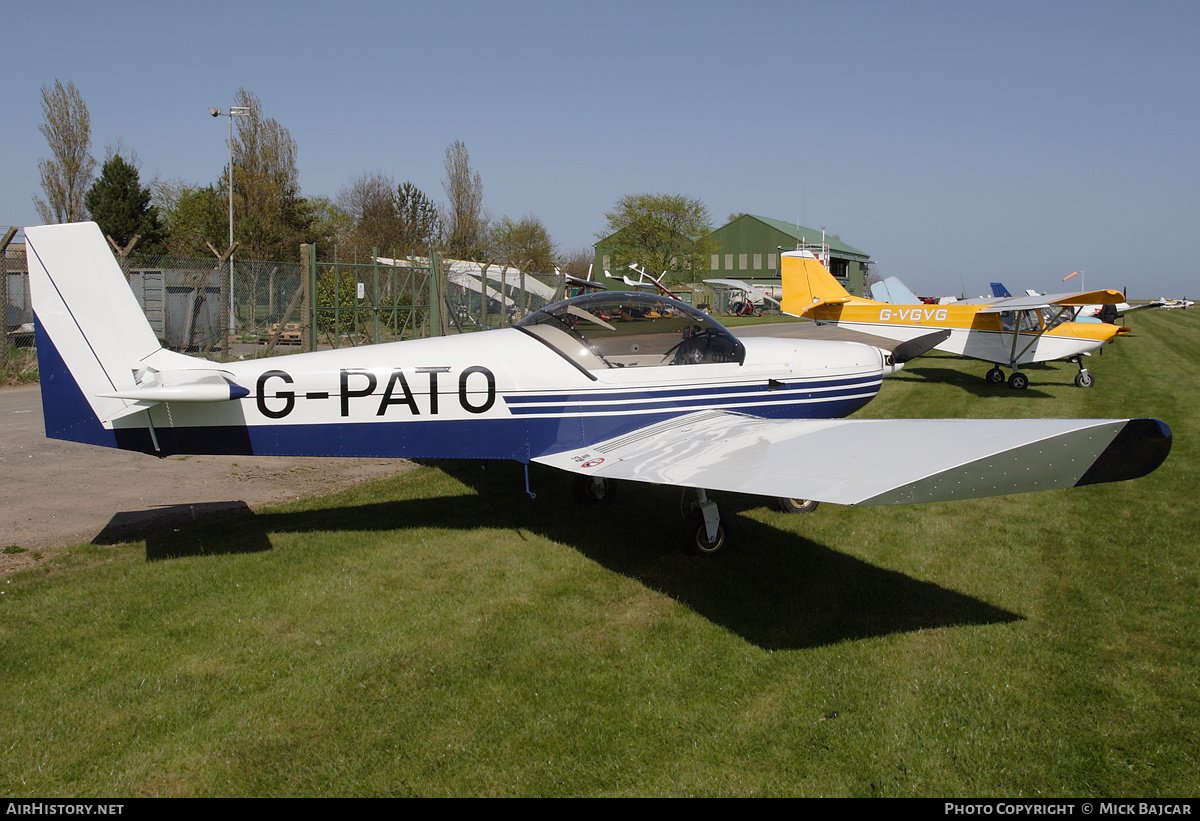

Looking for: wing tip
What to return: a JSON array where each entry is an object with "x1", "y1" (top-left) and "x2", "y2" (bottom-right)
[{"x1": 1076, "y1": 418, "x2": 1172, "y2": 487}]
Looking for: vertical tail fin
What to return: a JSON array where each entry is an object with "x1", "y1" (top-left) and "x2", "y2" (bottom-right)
[
  {"x1": 780, "y1": 250, "x2": 865, "y2": 316},
  {"x1": 27, "y1": 222, "x2": 168, "y2": 445}
]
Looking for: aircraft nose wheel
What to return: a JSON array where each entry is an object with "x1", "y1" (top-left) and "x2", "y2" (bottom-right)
[
  {"x1": 683, "y1": 508, "x2": 732, "y2": 555},
  {"x1": 682, "y1": 491, "x2": 733, "y2": 555},
  {"x1": 1008, "y1": 372, "x2": 1029, "y2": 390},
  {"x1": 1074, "y1": 370, "x2": 1095, "y2": 388}
]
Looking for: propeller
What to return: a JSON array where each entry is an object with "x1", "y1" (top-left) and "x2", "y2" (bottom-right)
[{"x1": 888, "y1": 329, "x2": 951, "y2": 364}]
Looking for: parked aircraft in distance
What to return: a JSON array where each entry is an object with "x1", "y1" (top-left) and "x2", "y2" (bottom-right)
[
  {"x1": 705, "y1": 278, "x2": 783, "y2": 314},
  {"x1": 605, "y1": 263, "x2": 677, "y2": 298},
  {"x1": 27, "y1": 223, "x2": 1171, "y2": 554},
  {"x1": 562, "y1": 265, "x2": 606, "y2": 298},
  {"x1": 782, "y1": 251, "x2": 1129, "y2": 389}
]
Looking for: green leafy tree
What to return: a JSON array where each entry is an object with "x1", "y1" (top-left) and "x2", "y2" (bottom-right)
[
  {"x1": 154, "y1": 180, "x2": 227, "y2": 257},
  {"x1": 491, "y1": 214, "x2": 557, "y2": 274},
  {"x1": 395, "y1": 182, "x2": 441, "y2": 257},
  {"x1": 85, "y1": 154, "x2": 165, "y2": 252},
  {"x1": 305, "y1": 195, "x2": 352, "y2": 257},
  {"x1": 599, "y1": 193, "x2": 715, "y2": 285},
  {"x1": 34, "y1": 80, "x2": 96, "y2": 224}
]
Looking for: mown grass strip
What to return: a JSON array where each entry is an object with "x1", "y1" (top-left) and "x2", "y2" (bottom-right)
[{"x1": 1, "y1": 309, "x2": 1195, "y2": 796}]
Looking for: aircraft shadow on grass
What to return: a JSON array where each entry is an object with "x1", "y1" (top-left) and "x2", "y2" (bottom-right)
[
  {"x1": 116, "y1": 461, "x2": 1020, "y2": 651},
  {"x1": 893, "y1": 364, "x2": 1060, "y2": 397},
  {"x1": 94, "y1": 501, "x2": 254, "y2": 545}
]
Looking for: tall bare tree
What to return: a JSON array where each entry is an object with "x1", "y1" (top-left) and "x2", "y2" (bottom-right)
[
  {"x1": 227, "y1": 89, "x2": 310, "y2": 259},
  {"x1": 560, "y1": 247, "x2": 596, "y2": 280},
  {"x1": 34, "y1": 80, "x2": 96, "y2": 224},
  {"x1": 441, "y1": 141, "x2": 488, "y2": 261},
  {"x1": 338, "y1": 170, "x2": 401, "y2": 253}
]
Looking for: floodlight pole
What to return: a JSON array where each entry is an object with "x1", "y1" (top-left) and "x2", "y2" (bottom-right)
[{"x1": 210, "y1": 105, "x2": 251, "y2": 337}]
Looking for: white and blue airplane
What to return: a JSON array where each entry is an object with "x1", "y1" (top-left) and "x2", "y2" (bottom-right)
[{"x1": 27, "y1": 222, "x2": 1172, "y2": 554}]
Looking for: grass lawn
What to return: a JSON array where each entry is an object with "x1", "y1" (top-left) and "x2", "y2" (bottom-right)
[{"x1": 1, "y1": 309, "x2": 1197, "y2": 797}]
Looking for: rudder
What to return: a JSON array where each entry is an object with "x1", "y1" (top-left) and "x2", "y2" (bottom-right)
[
  {"x1": 26, "y1": 222, "x2": 165, "y2": 442},
  {"x1": 780, "y1": 250, "x2": 863, "y2": 316}
]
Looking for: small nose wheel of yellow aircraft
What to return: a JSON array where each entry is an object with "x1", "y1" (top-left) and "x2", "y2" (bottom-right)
[
  {"x1": 1074, "y1": 369, "x2": 1095, "y2": 388},
  {"x1": 1008, "y1": 372, "x2": 1029, "y2": 390}
]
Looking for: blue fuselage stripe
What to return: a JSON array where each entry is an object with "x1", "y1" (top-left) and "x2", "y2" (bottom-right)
[
  {"x1": 502, "y1": 387, "x2": 878, "y2": 416},
  {"x1": 501, "y1": 374, "x2": 878, "y2": 406}
]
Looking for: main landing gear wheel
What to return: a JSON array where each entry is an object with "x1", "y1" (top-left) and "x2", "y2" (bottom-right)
[
  {"x1": 777, "y1": 497, "x2": 819, "y2": 514},
  {"x1": 683, "y1": 508, "x2": 732, "y2": 555},
  {"x1": 1008, "y1": 372, "x2": 1029, "y2": 390},
  {"x1": 986, "y1": 367, "x2": 1005, "y2": 384},
  {"x1": 1074, "y1": 370, "x2": 1095, "y2": 388},
  {"x1": 573, "y1": 475, "x2": 617, "y2": 504}
]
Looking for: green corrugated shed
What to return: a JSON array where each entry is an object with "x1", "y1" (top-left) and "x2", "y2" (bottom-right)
[
  {"x1": 594, "y1": 213, "x2": 872, "y2": 298},
  {"x1": 706, "y1": 214, "x2": 870, "y2": 296}
]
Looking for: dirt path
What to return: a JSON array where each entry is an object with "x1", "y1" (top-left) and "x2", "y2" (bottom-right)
[{"x1": 0, "y1": 384, "x2": 412, "y2": 574}]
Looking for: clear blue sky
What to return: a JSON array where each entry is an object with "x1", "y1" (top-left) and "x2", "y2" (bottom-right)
[{"x1": 5, "y1": 0, "x2": 1197, "y2": 298}]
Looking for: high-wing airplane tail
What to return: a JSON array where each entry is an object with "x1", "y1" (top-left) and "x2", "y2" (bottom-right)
[
  {"x1": 870, "y1": 276, "x2": 922, "y2": 305},
  {"x1": 779, "y1": 250, "x2": 872, "y2": 316}
]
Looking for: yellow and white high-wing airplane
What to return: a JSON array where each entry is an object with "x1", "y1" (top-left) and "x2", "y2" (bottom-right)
[
  {"x1": 27, "y1": 223, "x2": 1170, "y2": 554},
  {"x1": 781, "y1": 251, "x2": 1128, "y2": 389}
]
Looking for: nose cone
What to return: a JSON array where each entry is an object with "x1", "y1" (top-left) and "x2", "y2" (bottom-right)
[{"x1": 1058, "y1": 320, "x2": 1125, "y2": 345}]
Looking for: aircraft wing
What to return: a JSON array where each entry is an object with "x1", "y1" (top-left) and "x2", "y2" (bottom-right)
[
  {"x1": 978, "y1": 289, "x2": 1125, "y2": 313},
  {"x1": 532, "y1": 410, "x2": 1170, "y2": 506},
  {"x1": 705, "y1": 279, "x2": 781, "y2": 306},
  {"x1": 445, "y1": 269, "x2": 512, "y2": 306}
]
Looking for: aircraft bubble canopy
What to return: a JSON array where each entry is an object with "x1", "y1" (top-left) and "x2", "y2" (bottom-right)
[{"x1": 517, "y1": 293, "x2": 745, "y2": 369}]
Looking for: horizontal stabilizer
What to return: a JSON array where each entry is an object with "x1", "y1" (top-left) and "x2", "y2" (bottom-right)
[
  {"x1": 797, "y1": 296, "x2": 852, "y2": 315},
  {"x1": 98, "y1": 370, "x2": 249, "y2": 404}
]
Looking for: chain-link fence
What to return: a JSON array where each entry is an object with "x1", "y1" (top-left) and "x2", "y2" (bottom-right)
[
  {"x1": 439, "y1": 260, "x2": 565, "y2": 334},
  {"x1": 3, "y1": 243, "x2": 33, "y2": 347},
  {"x1": 3, "y1": 237, "x2": 574, "y2": 360},
  {"x1": 312, "y1": 253, "x2": 435, "y2": 349},
  {"x1": 316, "y1": 253, "x2": 568, "y2": 348},
  {"x1": 115, "y1": 252, "x2": 306, "y2": 355}
]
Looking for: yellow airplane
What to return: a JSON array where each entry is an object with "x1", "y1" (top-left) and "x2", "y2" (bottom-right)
[{"x1": 780, "y1": 251, "x2": 1128, "y2": 389}]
